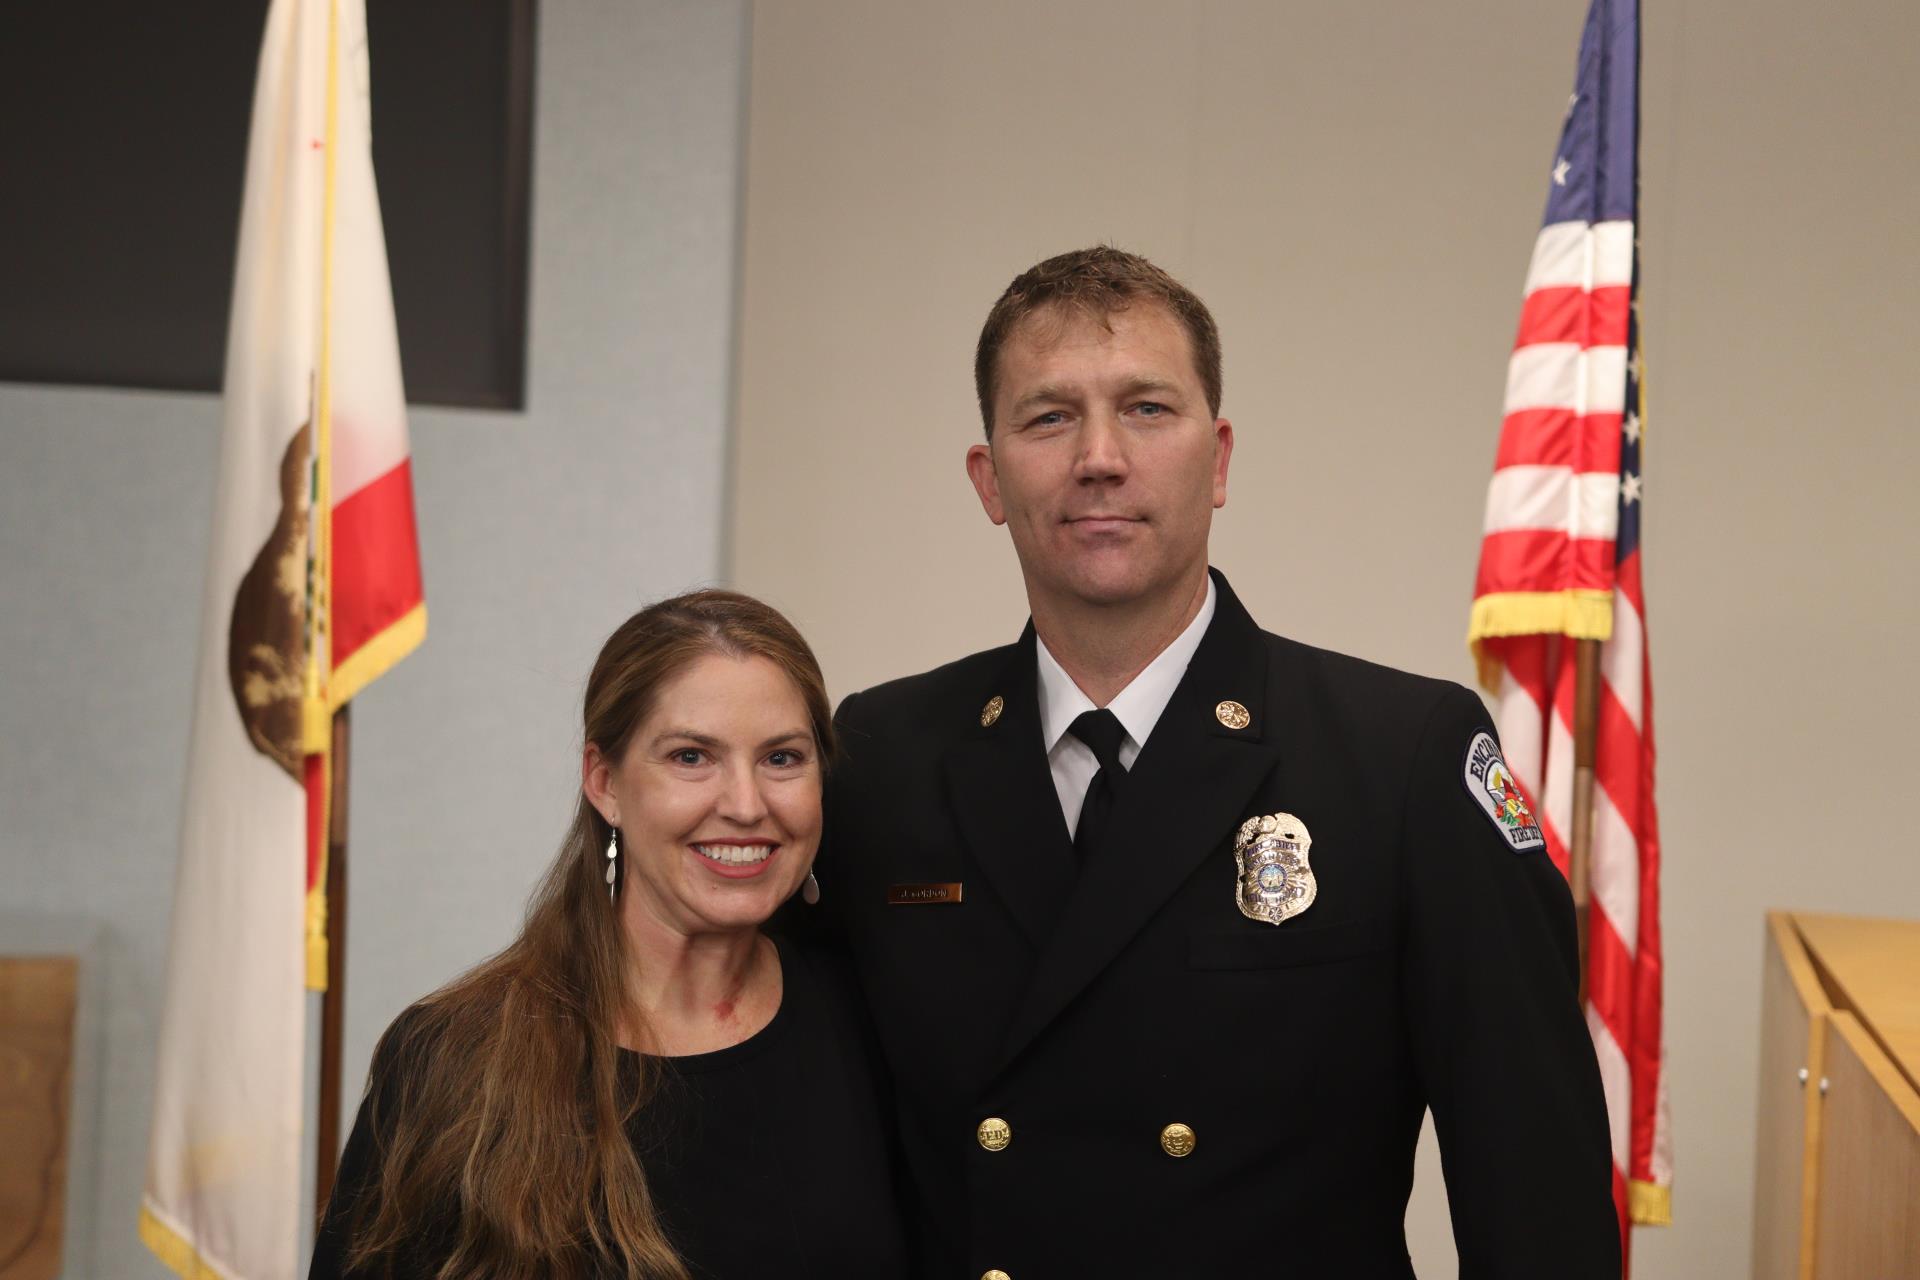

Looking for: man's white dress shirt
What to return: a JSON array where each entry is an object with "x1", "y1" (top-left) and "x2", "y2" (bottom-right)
[{"x1": 1034, "y1": 576, "x2": 1217, "y2": 836}]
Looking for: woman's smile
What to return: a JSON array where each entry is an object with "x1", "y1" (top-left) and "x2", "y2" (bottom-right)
[{"x1": 691, "y1": 839, "x2": 779, "y2": 876}]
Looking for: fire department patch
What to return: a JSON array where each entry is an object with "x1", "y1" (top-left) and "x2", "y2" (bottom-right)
[{"x1": 1462, "y1": 731, "x2": 1545, "y2": 853}]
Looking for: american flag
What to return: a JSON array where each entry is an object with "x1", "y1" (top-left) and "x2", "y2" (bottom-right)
[{"x1": 1468, "y1": 0, "x2": 1671, "y2": 1259}]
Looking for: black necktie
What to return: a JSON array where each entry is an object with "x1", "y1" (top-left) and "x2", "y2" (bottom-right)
[{"x1": 1068, "y1": 709, "x2": 1129, "y2": 863}]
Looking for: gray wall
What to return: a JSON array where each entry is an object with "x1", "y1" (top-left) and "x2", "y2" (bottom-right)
[{"x1": 0, "y1": 2, "x2": 748, "y2": 1275}]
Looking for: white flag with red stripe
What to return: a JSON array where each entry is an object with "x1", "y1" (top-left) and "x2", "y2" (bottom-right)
[
  {"x1": 142, "y1": 0, "x2": 423, "y2": 1274},
  {"x1": 1469, "y1": 0, "x2": 1671, "y2": 1265}
]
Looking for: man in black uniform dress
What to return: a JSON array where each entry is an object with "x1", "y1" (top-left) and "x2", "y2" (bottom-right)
[{"x1": 819, "y1": 247, "x2": 1620, "y2": 1278}]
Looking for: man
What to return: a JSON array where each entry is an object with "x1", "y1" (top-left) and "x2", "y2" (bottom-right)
[{"x1": 820, "y1": 247, "x2": 1620, "y2": 1277}]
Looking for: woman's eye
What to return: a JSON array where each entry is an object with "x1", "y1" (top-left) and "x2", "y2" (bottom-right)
[
  {"x1": 766, "y1": 749, "x2": 805, "y2": 768},
  {"x1": 671, "y1": 748, "x2": 706, "y2": 766}
]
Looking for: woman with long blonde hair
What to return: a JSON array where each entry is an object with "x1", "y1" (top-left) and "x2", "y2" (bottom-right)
[{"x1": 308, "y1": 590, "x2": 908, "y2": 1279}]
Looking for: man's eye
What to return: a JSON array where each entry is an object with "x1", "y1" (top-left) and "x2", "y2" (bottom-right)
[
  {"x1": 1030, "y1": 411, "x2": 1067, "y2": 427},
  {"x1": 1134, "y1": 401, "x2": 1168, "y2": 417}
]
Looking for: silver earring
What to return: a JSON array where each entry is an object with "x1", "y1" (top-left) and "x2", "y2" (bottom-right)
[
  {"x1": 801, "y1": 870, "x2": 820, "y2": 905},
  {"x1": 605, "y1": 827, "x2": 619, "y2": 901}
]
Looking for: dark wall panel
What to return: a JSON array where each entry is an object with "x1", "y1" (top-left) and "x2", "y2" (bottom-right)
[{"x1": 0, "y1": 1, "x2": 535, "y2": 410}]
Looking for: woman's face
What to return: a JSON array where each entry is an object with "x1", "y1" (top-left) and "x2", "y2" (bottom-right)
[{"x1": 586, "y1": 652, "x2": 822, "y2": 938}]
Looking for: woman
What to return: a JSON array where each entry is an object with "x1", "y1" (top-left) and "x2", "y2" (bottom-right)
[{"x1": 309, "y1": 591, "x2": 908, "y2": 1279}]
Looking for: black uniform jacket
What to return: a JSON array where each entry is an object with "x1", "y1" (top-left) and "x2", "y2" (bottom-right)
[{"x1": 819, "y1": 571, "x2": 1621, "y2": 1279}]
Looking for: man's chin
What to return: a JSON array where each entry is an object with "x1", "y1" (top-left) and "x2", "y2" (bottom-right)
[
  {"x1": 1044, "y1": 565, "x2": 1161, "y2": 611},
  {"x1": 1014, "y1": 541, "x2": 1203, "y2": 613}
]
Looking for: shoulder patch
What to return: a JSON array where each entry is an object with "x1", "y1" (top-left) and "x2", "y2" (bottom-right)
[{"x1": 1461, "y1": 731, "x2": 1546, "y2": 853}]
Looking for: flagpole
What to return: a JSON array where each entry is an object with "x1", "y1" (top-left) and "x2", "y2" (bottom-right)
[
  {"x1": 312, "y1": 0, "x2": 347, "y2": 1226},
  {"x1": 1568, "y1": 637, "x2": 1601, "y2": 1002},
  {"x1": 314, "y1": 705, "x2": 351, "y2": 1220}
]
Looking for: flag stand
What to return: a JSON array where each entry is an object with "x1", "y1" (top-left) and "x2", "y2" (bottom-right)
[
  {"x1": 1568, "y1": 637, "x2": 1601, "y2": 1003},
  {"x1": 315, "y1": 704, "x2": 351, "y2": 1221}
]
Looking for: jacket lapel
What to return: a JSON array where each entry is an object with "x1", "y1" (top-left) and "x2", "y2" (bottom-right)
[
  {"x1": 998, "y1": 572, "x2": 1281, "y2": 1069},
  {"x1": 941, "y1": 627, "x2": 1078, "y2": 949}
]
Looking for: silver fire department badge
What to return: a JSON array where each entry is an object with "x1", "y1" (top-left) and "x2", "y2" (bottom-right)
[{"x1": 1233, "y1": 811, "x2": 1315, "y2": 926}]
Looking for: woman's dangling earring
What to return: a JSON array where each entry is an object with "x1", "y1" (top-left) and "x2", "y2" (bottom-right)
[
  {"x1": 605, "y1": 826, "x2": 620, "y2": 903},
  {"x1": 802, "y1": 870, "x2": 820, "y2": 905}
]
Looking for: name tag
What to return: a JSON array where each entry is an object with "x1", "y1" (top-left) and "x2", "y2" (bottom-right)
[{"x1": 887, "y1": 882, "x2": 963, "y2": 905}]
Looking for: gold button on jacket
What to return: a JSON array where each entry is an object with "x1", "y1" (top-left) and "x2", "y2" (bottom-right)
[
  {"x1": 1160, "y1": 1122, "x2": 1197, "y2": 1157},
  {"x1": 976, "y1": 1116, "x2": 1012, "y2": 1151}
]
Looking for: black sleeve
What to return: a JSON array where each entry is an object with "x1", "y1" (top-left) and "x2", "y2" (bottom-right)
[
  {"x1": 307, "y1": 1009, "x2": 436, "y2": 1280},
  {"x1": 1399, "y1": 686, "x2": 1622, "y2": 1278},
  {"x1": 307, "y1": 1088, "x2": 380, "y2": 1280}
]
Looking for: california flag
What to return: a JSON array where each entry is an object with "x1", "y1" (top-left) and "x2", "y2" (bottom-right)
[{"x1": 141, "y1": 0, "x2": 424, "y2": 1274}]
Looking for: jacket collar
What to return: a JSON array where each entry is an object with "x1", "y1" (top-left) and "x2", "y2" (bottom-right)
[{"x1": 941, "y1": 623, "x2": 1079, "y2": 948}]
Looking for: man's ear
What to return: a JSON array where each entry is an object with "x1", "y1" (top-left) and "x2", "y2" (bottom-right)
[
  {"x1": 581, "y1": 743, "x2": 619, "y2": 825},
  {"x1": 965, "y1": 442, "x2": 1007, "y2": 525},
  {"x1": 1211, "y1": 419, "x2": 1234, "y2": 509}
]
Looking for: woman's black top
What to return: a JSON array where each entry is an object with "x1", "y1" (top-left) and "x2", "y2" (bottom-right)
[{"x1": 308, "y1": 932, "x2": 909, "y2": 1278}]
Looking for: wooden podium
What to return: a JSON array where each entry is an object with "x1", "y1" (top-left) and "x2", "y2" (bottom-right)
[{"x1": 1753, "y1": 911, "x2": 1920, "y2": 1278}]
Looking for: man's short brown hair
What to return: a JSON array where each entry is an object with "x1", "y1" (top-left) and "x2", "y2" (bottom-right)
[{"x1": 973, "y1": 245, "x2": 1223, "y2": 438}]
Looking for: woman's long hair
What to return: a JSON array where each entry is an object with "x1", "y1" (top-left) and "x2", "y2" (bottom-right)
[{"x1": 343, "y1": 590, "x2": 835, "y2": 1280}]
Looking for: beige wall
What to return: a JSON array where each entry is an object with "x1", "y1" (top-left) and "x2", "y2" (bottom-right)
[{"x1": 731, "y1": 0, "x2": 1920, "y2": 1275}]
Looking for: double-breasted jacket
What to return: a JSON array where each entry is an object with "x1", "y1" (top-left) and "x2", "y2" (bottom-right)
[{"x1": 818, "y1": 571, "x2": 1620, "y2": 1278}]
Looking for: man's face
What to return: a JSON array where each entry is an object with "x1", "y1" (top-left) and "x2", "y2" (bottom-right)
[{"x1": 966, "y1": 302, "x2": 1232, "y2": 615}]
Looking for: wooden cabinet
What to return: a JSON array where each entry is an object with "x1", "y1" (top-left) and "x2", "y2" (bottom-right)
[
  {"x1": 0, "y1": 955, "x2": 78, "y2": 1280},
  {"x1": 1754, "y1": 912, "x2": 1920, "y2": 1279}
]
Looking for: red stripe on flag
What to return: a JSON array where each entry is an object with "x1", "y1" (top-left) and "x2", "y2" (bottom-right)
[
  {"x1": 1493, "y1": 634, "x2": 1550, "y2": 706},
  {"x1": 1514, "y1": 284, "x2": 1632, "y2": 350},
  {"x1": 1629, "y1": 890, "x2": 1665, "y2": 1185},
  {"x1": 1594, "y1": 698, "x2": 1648, "y2": 835},
  {"x1": 1494, "y1": 409, "x2": 1625, "y2": 470},
  {"x1": 1615, "y1": 567, "x2": 1666, "y2": 1188},
  {"x1": 331, "y1": 457, "x2": 424, "y2": 667},
  {"x1": 1585, "y1": 903, "x2": 1635, "y2": 1041},
  {"x1": 1474, "y1": 529, "x2": 1616, "y2": 598}
]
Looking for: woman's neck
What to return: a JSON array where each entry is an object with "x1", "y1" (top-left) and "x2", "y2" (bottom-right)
[{"x1": 617, "y1": 916, "x2": 782, "y2": 1056}]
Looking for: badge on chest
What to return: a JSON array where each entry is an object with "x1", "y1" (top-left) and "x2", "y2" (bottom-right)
[{"x1": 1233, "y1": 812, "x2": 1315, "y2": 926}]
